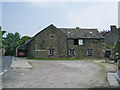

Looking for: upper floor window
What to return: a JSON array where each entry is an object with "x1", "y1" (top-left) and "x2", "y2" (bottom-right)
[
  {"x1": 87, "y1": 49, "x2": 93, "y2": 56},
  {"x1": 74, "y1": 39, "x2": 83, "y2": 45},
  {"x1": 48, "y1": 49, "x2": 55, "y2": 56},
  {"x1": 50, "y1": 34, "x2": 55, "y2": 40},
  {"x1": 69, "y1": 49, "x2": 75, "y2": 56},
  {"x1": 79, "y1": 39, "x2": 83, "y2": 45}
]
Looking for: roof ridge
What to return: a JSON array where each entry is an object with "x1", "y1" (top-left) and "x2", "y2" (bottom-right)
[{"x1": 58, "y1": 28, "x2": 97, "y2": 30}]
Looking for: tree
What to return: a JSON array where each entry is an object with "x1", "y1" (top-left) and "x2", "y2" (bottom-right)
[
  {"x1": 4, "y1": 32, "x2": 21, "y2": 56},
  {"x1": 0, "y1": 31, "x2": 7, "y2": 48},
  {"x1": 0, "y1": 26, "x2": 6, "y2": 44},
  {"x1": 21, "y1": 36, "x2": 31, "y2": 41},
  {"x1": 0, "y1": 26, "x2": 7, "y2": 55},
  {"x1": 2, "y1": 28, "x2": 31, "y2": 56},
  {"x1": 16, "y1": 36, "x2": 31, "y2": 46}
]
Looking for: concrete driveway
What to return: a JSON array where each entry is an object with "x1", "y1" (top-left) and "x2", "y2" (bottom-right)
[{"x1": 3, "y1": 58, "x2": 109, "y2": 88}]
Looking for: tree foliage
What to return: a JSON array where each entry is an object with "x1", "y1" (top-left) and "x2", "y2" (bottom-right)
[
  {"x1": 103, "y1": 43, "x2": 115, "y2": 50},
  {"x1": 3, "y1": 32, "x2": 31, "y2": 56},
  {"x1": 0, "y1": 31, "x2": 6, "y2": 47},
  {"x1": 4, "y1": 32, "x2": 21, "y2": 55},
  {"x1": 0, "y1": 26, "x2": 7, "y2": 48},
  {"x1": 1, "y1": 26, "x2": 31, "y2": 56},
  {"x1": 16, "y1": 36, "x2": 31, "y2": 46},
  {"x1": 0, "y1": 26, "x2": 7, "y2": 55}
]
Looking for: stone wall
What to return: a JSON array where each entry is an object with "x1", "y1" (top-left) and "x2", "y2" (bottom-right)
[
  {"x1": 34, "y1": 25, "x2": 67, "y2": 59},
  {"x1": 27, "y1": 25, "x2": 105, "y2": 59},
  {"x1": 104, "y1": 26, "x2": 119, "y2": 47},
  {"x1": 67, "y1": 38, "x2": 104, "y2": 59}
]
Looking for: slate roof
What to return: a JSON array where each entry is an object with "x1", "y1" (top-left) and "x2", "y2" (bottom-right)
[
  {"x1": 59, "y1": 28, "x2": 104, "y2": 39},
  {"x1": 30, "y1": 24, "x2": 104, "y2": 39}
]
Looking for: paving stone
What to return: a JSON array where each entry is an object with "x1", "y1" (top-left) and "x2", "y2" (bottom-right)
[
  {"x1": 10, "y1": 61, "x2": 32, "y2": 69},
  {"x1": 107, "y1": 73, "x2": 120, "y2": 88}
]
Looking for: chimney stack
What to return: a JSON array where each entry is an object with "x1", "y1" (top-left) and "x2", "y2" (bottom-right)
[
  {"x1": 110, "y1": 25, "x2": 116, "y2": 31},
  {"x1": 76, "y1": 27, "x2": 79, "y2": 29}
]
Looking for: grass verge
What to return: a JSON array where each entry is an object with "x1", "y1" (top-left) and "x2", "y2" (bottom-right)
[
  {"x1": 29, "y1": 58, "x2": 105, "y2": 61},
  {"x1": 28, "y1": 61, "x2": 33, "y2": 65},
  {"x1": 92, "y1": 61, "x2": 108, "y2": 86},
  {"x1": 92, "y1": 61, "x2": 106, "y2": 69}
]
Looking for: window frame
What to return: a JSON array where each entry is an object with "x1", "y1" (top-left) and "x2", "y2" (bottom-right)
[
  {"x1": 78, "y1": 39, "x2": 83, "y2": 45},
  {"x1": 87, "y1": 49, "x2": 93, "y2": 56},
  {"x1": 69, "y1": 49, "x2": 75, "y2": 56},
  {"x1": 48, "y1": 49, "x2": 55, "y2": 56}
]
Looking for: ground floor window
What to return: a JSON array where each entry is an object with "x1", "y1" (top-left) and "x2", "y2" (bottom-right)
[
  {"x1": 69, "y1": 49, "x2": 75, "y2": 56},
  {"x1": 48, "y1": 49, "x2": 55, "y2": 56},
  {"x1": 105, "y1": 50, "x2": 111, "y2": 58},
  {"x1": 87, "y1": 49, "x2": 93, "y2": 56}
]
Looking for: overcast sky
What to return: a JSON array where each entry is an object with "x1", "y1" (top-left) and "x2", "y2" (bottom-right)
[
  {"x1": 1, "y1": 1, "x2": 119, "y2": 37},
  {"x1": 118, "y1": 1, "x2": 120, "y2": 27}
]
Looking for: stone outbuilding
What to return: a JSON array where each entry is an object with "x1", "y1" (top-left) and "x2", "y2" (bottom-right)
[
  {"x1": 102, "y1": 25, "x2": 120, "y2": 59},
  {"x1": 17, "y1": 24, "x2": 105, "y2": 59},
  {"x1": 16, "y1": 39, "x2": 31, "y2": 57},
  {"x1": 103, "y1": 25, "x2": 120, "y2": 48},
  {"x1": 114, "y1": 41, "x2": 120, "y2": 59}
]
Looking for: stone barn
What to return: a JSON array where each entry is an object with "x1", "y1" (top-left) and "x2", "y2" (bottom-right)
[{"x1": 17, "y1": 24, "x2": 105, "y2": 59}]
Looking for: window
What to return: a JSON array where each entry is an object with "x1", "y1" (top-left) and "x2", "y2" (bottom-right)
[
  {"x1": 50, "y1": 34, "x2": 55, "y2": 40},
  {"x1": 105, "y1": 50, "x2": 111, "y2": 58},
  {"x1": 78, "y1": 39, "x2": 83, "y2": 45},
  {"x1": 87, "y1": 49, "x2": 93, "y2": 56},
  {"x1": 74, "y1": 39, "x2": 83, "y2": 45},
  {"x1": 48, "y1": 49, "x2": 55, "y2": 56},
  {"x1": 69, "y1": 49, "x2": 75, "y2": 56},
  {"x1": 74, "y1": 39, "x2": 79, "y2": 45}
]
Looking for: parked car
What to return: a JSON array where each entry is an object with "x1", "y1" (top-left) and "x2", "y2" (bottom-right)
[{"x1": 115, "y1": 59, "x2": 120, "y2": 84}]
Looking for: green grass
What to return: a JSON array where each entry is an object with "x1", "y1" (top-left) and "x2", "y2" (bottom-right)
[
  {"x1": 92, "y1": 61, "x2": 107, "y2": 79},
  {"x1": 27, "y1": 62, "x2": 34, "y2": 69},
  {"x1": 29, "y1": 58, "x2": 105, "y2": 61},
  {"x1": 92, "y1": 61, "x2": 106, "y2": 69},
  {"x1": 28, "y1": 61, "x2": 33, "y2": 65}
]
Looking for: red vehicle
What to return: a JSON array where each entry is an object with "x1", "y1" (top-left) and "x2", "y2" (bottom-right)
[{"x1": 19, "y1": 52, "x2": 25, "y2": 56}]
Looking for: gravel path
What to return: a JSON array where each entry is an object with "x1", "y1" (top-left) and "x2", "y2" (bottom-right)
[{"x1": 3, "y1": 59, "x2": 109, "y2": 88}]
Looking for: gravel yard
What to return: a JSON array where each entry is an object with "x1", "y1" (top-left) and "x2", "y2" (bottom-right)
[{"x1": 3, "y1": 58, "x2": 115, "y2": 88}]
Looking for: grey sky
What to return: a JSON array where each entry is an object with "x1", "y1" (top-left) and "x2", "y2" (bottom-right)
[
  {"x1": 0, "y1": 2, "x2": 2, "y2": 26},
  {"x1": 118, "y1": 1, "x2": 120, "y2": 27},
  {"x1": 1, "y1": 1, "x2": 118, "y2": 37}
]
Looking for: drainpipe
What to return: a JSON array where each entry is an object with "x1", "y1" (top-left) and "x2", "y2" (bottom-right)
[
  {"x1": 67, "y1": 38, "x2": 68, "y2": 59},
  {"x1": 118, "y1": 41, "x2": 120, "y2": 59},
  {"x1": 118, "y1": 28, "x2": 120, "y2": 59},
  {"x1": 34, "y1": 39, "x2": 35, "y2": 59}
]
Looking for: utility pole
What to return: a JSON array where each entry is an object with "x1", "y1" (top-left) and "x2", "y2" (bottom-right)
[
  {"x1": 118, "y1": 34, "x2": 120, "y2": 59},
  {"x1": 118, "y1": 1, "x2": 120, "y2": 59}
]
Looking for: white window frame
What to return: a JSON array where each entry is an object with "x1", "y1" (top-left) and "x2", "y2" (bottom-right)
[
  {"x1": 87, "y1": 49, "x2": 93, "y2": 56},
  {"x1": 78, "y1": 39, "x2": 83, "y2": 45},
  {"x1": 69, "y1": 49, "x2": 75, "y2": 56},
  {"x1": 48, "y1": 49, "x2": 55, "y2": 56}
]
